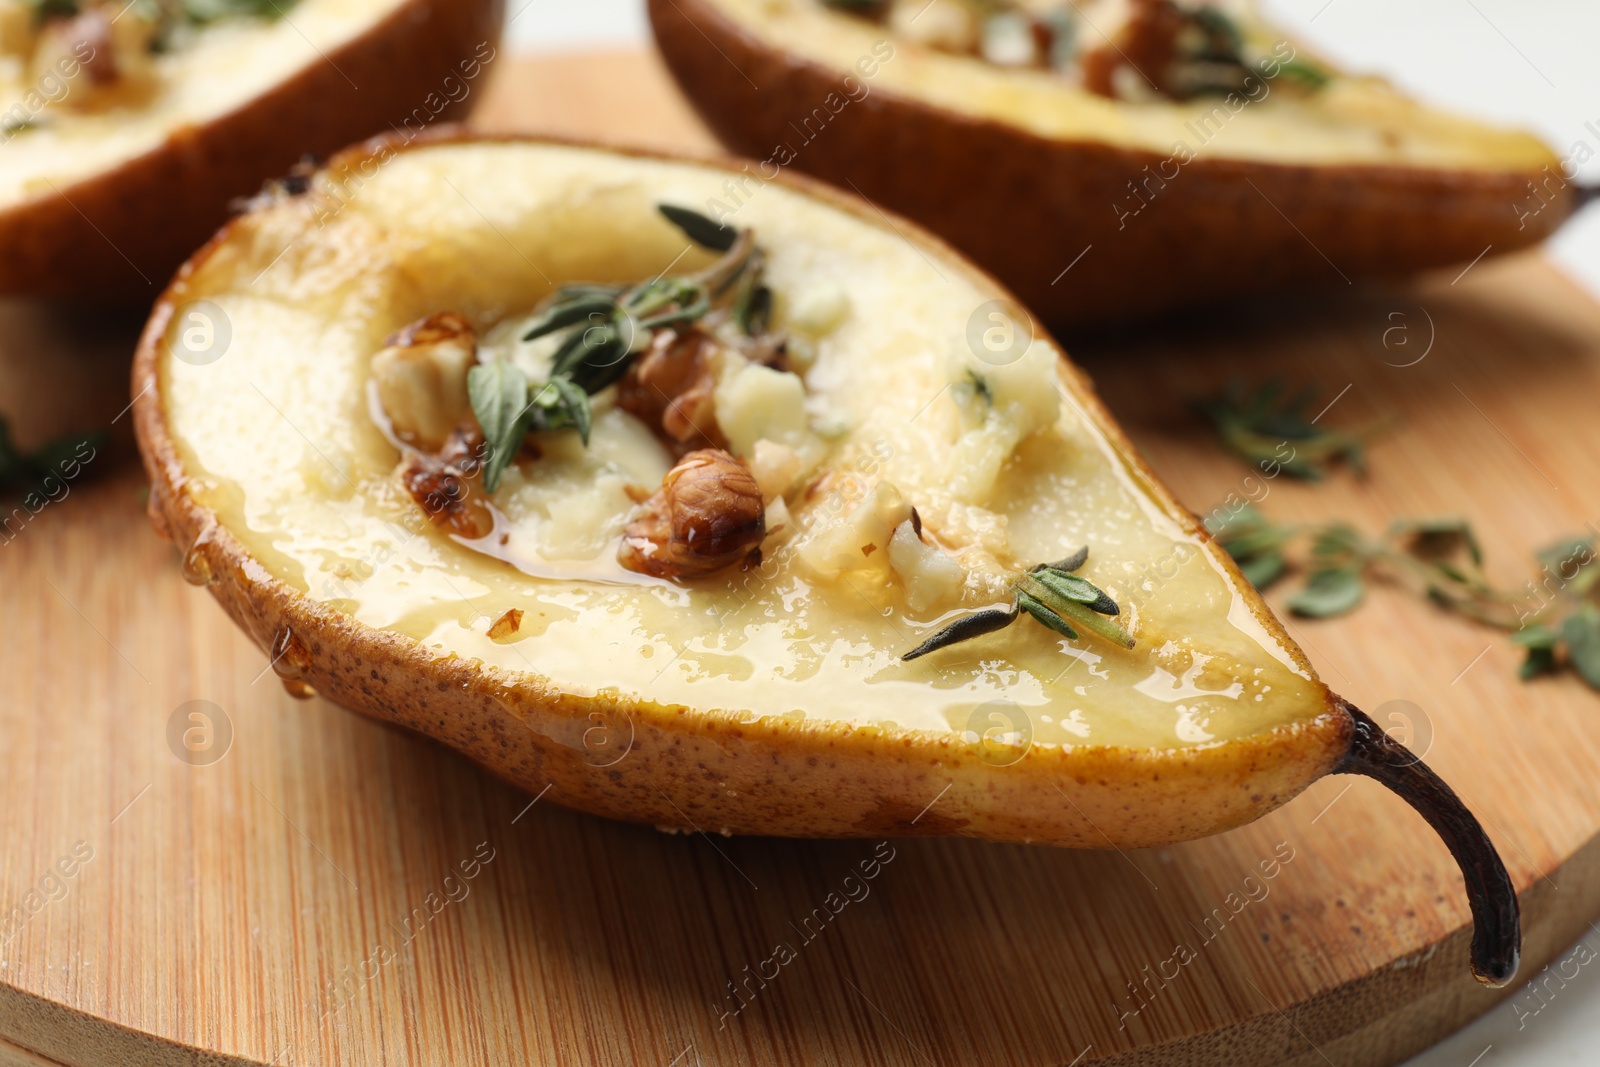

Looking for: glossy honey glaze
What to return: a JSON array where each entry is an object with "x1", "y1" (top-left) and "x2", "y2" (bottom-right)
[
  {"x1": 710, "y1": 0, "x2": 1556, "y2": 171},
  {"x1": 159, "y1": 142, "x2": 1326, "y2": 749}
]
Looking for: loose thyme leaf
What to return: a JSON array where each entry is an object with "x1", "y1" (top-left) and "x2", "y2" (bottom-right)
[
  {"x1": 902, "y1": 606, "x2": 1019, "y2": 661},
  {"x1": 1286, "y1": 567, "x2": 1365, "y2": 618},
  {"x1": 1392, "y1": 517, "x2": 1483, "y2": 568},
  {"x1": 1537, "y1": 536, "x2": 1599, "y2": 595},
  {"x1": 1563, "y1": 608, "x2": 1600, "y2": 691},
  {"x1": 467, "y1": 361, "x2": 532, "y2": 494},
  {"x1": 1238, "y1": 551, "x2": 1287, "y2": 590},
  {"x1": 1511, "y1": 624, "x2": 1562, "y2": 680},
  {"x1": 658, "y1": 204, "x2": 738, "y2": 253},
  {"x1": 1208, "y1": 505, "x2": 1293, "y2": 588},
  {"x1": 734, "y1": 279, "x2": 773, "y2": 337}
]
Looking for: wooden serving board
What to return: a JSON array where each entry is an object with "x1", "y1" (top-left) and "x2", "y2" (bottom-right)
[{"x1": 2, "y1": 47, "x2": 1600, "y2": 1067}]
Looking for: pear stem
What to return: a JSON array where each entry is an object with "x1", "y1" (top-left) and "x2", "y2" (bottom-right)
[{"x1": 1332, "y1": 699, "x2": 1520, "y2": 987}]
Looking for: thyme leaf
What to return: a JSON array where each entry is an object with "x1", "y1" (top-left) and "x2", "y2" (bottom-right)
[
  {"x1": 819, "y1": 0, "x2": 888, "y2": 17},
  {"x1": 533, "y1": 377, "x2": 593, "y2": 446},
  {"x1": 181, "y1": 0, "x2": 298, "y2": 24},
  {"x1": 658, "y1": 204, "x2": 738, "y2": 252},
  {"x1": 1017, "y1": 592, "x2": 1077, "y2": 641},
  {"x1": 902, "y1": 605, "x2": 1019, "y2": 661},
  {"x1": 467, "y1": 360, "x2": 533, "y2": 494}
]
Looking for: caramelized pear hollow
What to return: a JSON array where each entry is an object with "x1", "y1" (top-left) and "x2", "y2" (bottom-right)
[
  {"x1": 0, "y1": 0, "x2": 503, "y2": 299},
  {"x1": 648, "y1": 0, "x2": 1577, "y2": 326},
  {"x1": 132, "y1": 134, "x2": 1517, "y2": 984}
]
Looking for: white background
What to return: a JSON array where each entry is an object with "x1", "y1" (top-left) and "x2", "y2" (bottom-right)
[{"x1": 504, "y1": 3, "x2": 1600, "y2": 1064}]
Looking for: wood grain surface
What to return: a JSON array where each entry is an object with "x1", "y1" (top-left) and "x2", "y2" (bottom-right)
[{"x1": 1, "y1": 47, "x2": 1598, "y2": 1067}]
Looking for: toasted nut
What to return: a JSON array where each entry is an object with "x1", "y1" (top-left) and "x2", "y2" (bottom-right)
[
  {"x1": 619, "y1": 448, "x2": 765, "y2": 580},
  {"x1": 32, "y1": 4, "x2": 159, "y2": 96},
  {"x1": 372, "y1": 312, "x2": 477, "y2": 452},
  {"x1": 487, "y1": 608, "x2": 523, "y2": 642},
  {"x1": 617, "y1": 327, "x2": 727, "y2": 452},
  {"x1": 401, "y1": 428, "x2": 494, "y2": 540}
]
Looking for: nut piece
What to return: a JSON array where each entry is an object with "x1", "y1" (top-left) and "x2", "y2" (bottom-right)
[
  {"x1": 372, "y1": 312, "x2": 477, "y2": 452},
  {"x1": 401, "y1": 428, "x2": 494, "y2": 540},
  {"x1": 31, "y1": 4, "x2": 160, "y2": 100},
  {"x1": 617, "y1": 327, "x2": 727, "y2": 452},
  {"x1": 619, "y1": 449, "x2": 765, "y2": 580},
  {"x1": 487, "y1": 608, "x2": 524, "y2": 642}
]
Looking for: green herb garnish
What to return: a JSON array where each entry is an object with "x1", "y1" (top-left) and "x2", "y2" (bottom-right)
[
  {"x1": 1208, "y1": 504, "x2": 1600, "y2": 692},
  {"x1": 819, "y1": 0, "x2": 888, "y2": 15},
  {"x1": 903, "y1": 546, "x2": 1132, "y2": 660},
  {"x1": 467, "y1": 204, "x2": 768, "y2": 493},
  {"x1": 1277, "y1": 58, "x2": 1332, "y2": 90},
  {"x1": 179, "y1": 0, "x2": 298, "y2": 25},
  {"x1": 1196, "y1": 380, "x2": 1380, "y2": 481},
  {"x1": 22, "y1": 0, "x2": 80, "y2": 20},
  {"x1": 0, "y1": 415, "x2": 103, "y2": 501}
]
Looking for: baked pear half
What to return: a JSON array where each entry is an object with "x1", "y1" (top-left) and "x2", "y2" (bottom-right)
[
  {"x1": 649, "y1": 0, "x2": 1580, "y2": 325},
  {"x1": 133, "y1": 133, "x2": 1518, "y2": 984},
  {"x1": 0, "y1": 0, "x2": 502, "y2": 299}
]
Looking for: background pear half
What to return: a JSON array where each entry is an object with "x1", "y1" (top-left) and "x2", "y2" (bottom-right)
[
  {"x1": 0, "y1": 0, "x2": 503, "y2": 300},
  {"x1": 648, "y1": 0, "x2": 1588, "y2": 327},
  {"x1": 133, "y1": 133, "x2": 1517, "y2": 985}
]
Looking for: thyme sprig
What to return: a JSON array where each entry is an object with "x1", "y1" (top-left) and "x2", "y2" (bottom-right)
[
  {"x1": 1196, "y1": 380, "x2": 1382, "y2": 481},
  {"x1": 26, "y1": 0, "x2": 299, "y2": 28},
  {"x1": 903, "y1": 546, "x2": 1133, "y2": 660},
  {"x1": 468, "y1": 205, "x2": 768, "y2": 492},
  {"x1": 1208, "y1": 504, "x2": 1600, "y2": 692}
]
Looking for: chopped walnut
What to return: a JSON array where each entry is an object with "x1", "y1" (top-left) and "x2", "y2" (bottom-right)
[
  {"x1": 487, "y1": 608, "x2": 524, "y2": 642},
  {"x1": 401, "y1": 428, "x2": 494, "y2": 540},
  {"x1": 372, "y1": 312, "x2": 477, "y2": 452},
  {"x1": 617, "y1": 327, "x2": 727, "y2": 453},
  {"x1": 618, "y1": 449, "x2": 766, "y2": 580},
  {"x1": 1081, "y1": 0, "x2": 1248, "y2": 101},
  {"x1": 30, "y1": 3, "x2": 160, "y2": 102},
  {"x1": 68, "y1": 8, "x2": 116, "y2": 84}
]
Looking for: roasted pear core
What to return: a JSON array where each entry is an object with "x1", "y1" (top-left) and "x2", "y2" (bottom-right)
[{"x1": 135, "y1": 137, "x2": 1517, "y2": 985}]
